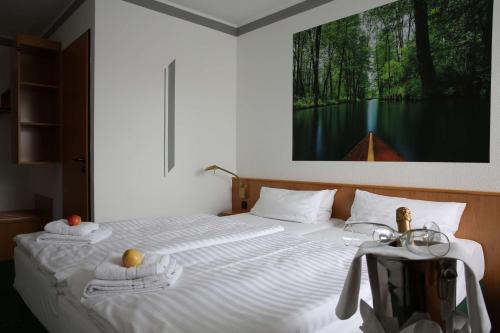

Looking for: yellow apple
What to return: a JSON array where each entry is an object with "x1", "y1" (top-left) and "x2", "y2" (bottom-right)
[{"x1": 122, "y1": 249, "x2": 144, "y2": 268}]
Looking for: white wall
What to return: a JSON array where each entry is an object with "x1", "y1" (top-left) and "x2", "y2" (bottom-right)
[
  {"x1": 93, "y1": 0, "x2": 237, "y2": 221},
  {"x1": 49, "y1": 0, "x2": 94, "y2": 49},
  {"x1": 236, "y1": 0, "x2": 500, "y2": 192}
]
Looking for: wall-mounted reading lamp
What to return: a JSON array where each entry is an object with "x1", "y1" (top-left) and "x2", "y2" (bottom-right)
[{"x1": 204, "y1": 165, "x2": 248, "y2": 200}]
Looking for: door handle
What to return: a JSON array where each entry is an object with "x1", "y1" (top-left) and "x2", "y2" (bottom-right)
[{"x1": 73, "y1": 157, "x2": 86, "y2": 173}]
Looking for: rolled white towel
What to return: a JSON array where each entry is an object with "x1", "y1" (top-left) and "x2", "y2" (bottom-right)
[
  {"x1": 95, "y1": 253, "x2": 171, "y2": 280},
  {"x1": 37, "y1": 226, "x2": 112, "y2": 244},
  {"x1": 83, "y1": 259, "x2": 182, "y2": 298},
  {"x1": 44, "y1": 219, "x2": 99, "y2": 236}
]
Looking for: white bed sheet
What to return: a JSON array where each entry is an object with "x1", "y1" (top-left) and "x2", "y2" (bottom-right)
[
  {"x1": 222, "y1": 213, "x2": 344, "y2": 235},
  {"x1": 304, "y1": 226, "x2": 485, "y2": 305},
  {"x1": 64, "y1": 231, "x2": 370, "y2": 333},
  {"x1": 59, "y1": 295, "x2": 366, "y2": 333},
  {"x1": 59, "y1": 296, "x2": 117, "y2": 333},
  {"x1": 14, "y1": 247, "x2": 61, "y2": 333},
  {"x1": 15, "y1": 214, "x2": 284, "y2": 283}
]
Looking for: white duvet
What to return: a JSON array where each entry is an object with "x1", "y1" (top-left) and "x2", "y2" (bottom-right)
[
  {"x1": 15, "y1": 215, "x2": 283, "y2": 282},
  {"x1": 16, "y1": 214, "x2": 370, "y2": 333},
  {"x1": 67, "y1": 232, "x2": 369, "y2": 333}
]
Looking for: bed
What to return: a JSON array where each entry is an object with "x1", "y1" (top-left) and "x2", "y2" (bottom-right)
[
  {"x1": 223, "y1": 212, "x2": 485, "y2": 306},
  {"x1": 13, "y1": 179, "x2": 496, "y2": 332},
  {"x1": 14, "y1": 214, "x2": 356, "y2": 333},
  {"x1": 232, "y1": 178, "x2": 499, "y2": 323},
  {"x1": 15, "y1": 214, "x2": 484, "y2": 333}
]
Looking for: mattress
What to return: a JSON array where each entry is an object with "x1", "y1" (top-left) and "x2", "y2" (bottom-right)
[{"x1": 222, "y1": 213, "x2": 344, "y2": 235}]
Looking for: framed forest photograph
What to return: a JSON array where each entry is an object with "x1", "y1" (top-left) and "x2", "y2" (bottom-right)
[{"x1": 292, "y1": 0, "x2": 493, "y2": 162}]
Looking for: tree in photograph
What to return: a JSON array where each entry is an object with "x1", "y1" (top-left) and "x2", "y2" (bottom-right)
[
  {"x1": 293, "y1": 33, "x2": 306, "y2": 98},
  {"x1": 309, "y1": 26, "x2": 322, "y2": 106},
  {"x1": 336, "y1": 21, "x2": 348, "y2": 102},
  {"x1": 292, "y1": 0, "x2": 492, "y2": 109},
  {"x1": 413, "y1": 0, "x2": 437, "y2": 97}
]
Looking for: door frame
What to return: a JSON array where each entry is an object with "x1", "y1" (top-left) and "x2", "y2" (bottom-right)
[{"x1": 62, "y1": 30, "x2": 92, "y2": 220}]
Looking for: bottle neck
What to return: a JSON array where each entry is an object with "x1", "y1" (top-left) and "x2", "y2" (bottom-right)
[{"x1": 397, "y1": 219, "x2": 411, "y2": 233}]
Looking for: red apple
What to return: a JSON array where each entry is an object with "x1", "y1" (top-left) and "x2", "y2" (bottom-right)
[{"x1": 68, "y1": 214, "x2": 81, "y2": 226}]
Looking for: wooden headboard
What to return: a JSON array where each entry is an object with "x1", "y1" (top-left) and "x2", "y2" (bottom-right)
[{"x1": 231, "y1": 177, "x2": 499, "y2": 329}]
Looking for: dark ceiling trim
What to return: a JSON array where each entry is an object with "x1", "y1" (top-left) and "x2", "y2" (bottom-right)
[
  {"x1": 123, "y1": 0, "x2": 237, "y2": 36},
  {"x1": 43, "y1": 0, "x2": 87, "y2": 38},
  {"x1": 0, "y1": 36, "x2": 14, "y2": 47},
  {"x1": 236, "y1": 0, "x2": 335, "y2": 36},
  {"x1": 122, "y1": 0, "x2": 336, "y2": 37},
  {"x1": 26, "y1": 0, "x2": 336, "y2": 42}
]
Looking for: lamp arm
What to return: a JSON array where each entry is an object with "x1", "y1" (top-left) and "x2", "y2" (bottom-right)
[
  {"x1": 205, "y1": 164, "x2": 247, "y2": 200},
  {"x1": 215, "y1": 166, "x2": 241, "y2": 183}
]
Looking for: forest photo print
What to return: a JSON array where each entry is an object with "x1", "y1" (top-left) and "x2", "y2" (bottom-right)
[{"x1": 292, "y1": 0, "x2": 493, "y2": 162}]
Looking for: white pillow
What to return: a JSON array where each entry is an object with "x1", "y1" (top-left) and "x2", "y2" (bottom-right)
[
  {"x1": 250, "y1": 187, "x2": 335, "y2": 224},
  {"x1": 317, "y1": 189, "x2": 336, "y2": 221},
  {"x1": 347, "y1": 190, "x2": 466, "y2": 236}
]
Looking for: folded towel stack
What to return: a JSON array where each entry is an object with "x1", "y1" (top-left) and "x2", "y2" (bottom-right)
[
  {"x1": 45, "y1": 219, "x2": 99, "y2": 236},
  {"x1": 95, "y1": 253, "x2": 172, "y2": 280},
  {"x1": 83, "y1": 253, "x2": 182, "y2": 298},
  {"x1": 37, "y1": 219, "x2": 112, "y2": 244}
]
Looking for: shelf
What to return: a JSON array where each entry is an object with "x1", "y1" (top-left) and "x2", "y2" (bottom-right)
[
  {"x1": 0, "y1": 210, "x2": 41, "y2": 223},
  {"x1": 19, "y1": 125, "x2": 60, "y2": 163},
  {"x1": 19, "y1": 84, "x2": 59, "y2": 124},
  {"x1": 18, "y1": 160, "x2": 59, "y2": 165},
  {"x1": 13, "y1": 34, "x2": 61, "y2": 164},
  {"x1": 17, "y1": 35, "x2": 60, "y2": 51},
  {"x1": 19, "y1": 48, "x2": 60, "y2": 86},
  {"x1": 20, "y1": 81, "x2": 59, "y2": 89},
  {"x1": 20, "y1": 122, "x2": 60, "y2": 127}
]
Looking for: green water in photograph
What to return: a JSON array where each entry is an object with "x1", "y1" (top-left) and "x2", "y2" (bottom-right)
[{"x1": 293, "y1": 99, "x2": 490, "y2": 162}]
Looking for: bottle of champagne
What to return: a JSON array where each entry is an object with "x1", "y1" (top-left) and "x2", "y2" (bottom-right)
[{"x1": 396, "y1": 207, "x2": 412, "y2": 233}]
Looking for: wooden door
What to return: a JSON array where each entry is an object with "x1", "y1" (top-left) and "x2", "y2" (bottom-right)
[{"x1": 62, "y1": 31, "x2": 90, "y2": 220}]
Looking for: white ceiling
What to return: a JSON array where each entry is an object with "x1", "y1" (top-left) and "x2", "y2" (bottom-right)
[
  {"x1": 158, "y1": 0, "x2": 305, "y2": 27},
  {"x1": 0, "y1": 0, "x2": 72, "y2": 39},
  {"x1": 0, "y1": 0, "x2": 309, "y2": 40}
]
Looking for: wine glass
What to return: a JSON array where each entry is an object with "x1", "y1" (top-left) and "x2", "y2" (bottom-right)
[
  {"x1": 402, "y1": 223, "x2": 450, "y2": 257},
  {"x1": 343, "y1": 223, "x2": 396, "y2": 247}
]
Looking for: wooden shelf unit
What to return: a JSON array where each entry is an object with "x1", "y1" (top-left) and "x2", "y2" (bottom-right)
[
  {"x1": 12, "y1": 35, "x2": 62, "y2": 164},
  {"x1": 20, "y1": 122, "x2": 61, "y2": 127},
  {"x1": 20, "y1": 81, "x2": 59, "y2": 89},
  {"x1": 0, "y1": 211, "x2": 43, "y2": 261},
  {"x1": 0, "y1": 194, "x2": 53, "y2": 261}
]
